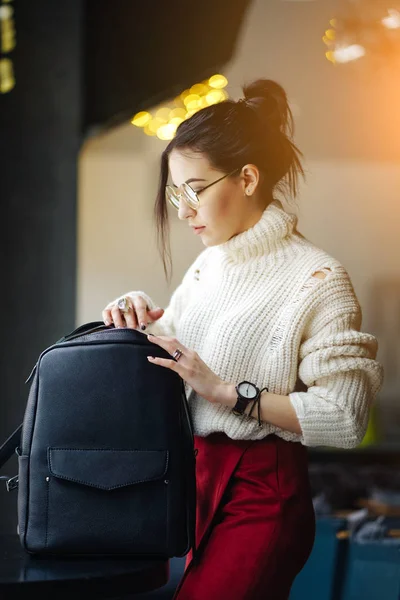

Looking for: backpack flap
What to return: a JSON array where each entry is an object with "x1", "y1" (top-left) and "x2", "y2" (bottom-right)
[{"x1": 47, "y1": 448, "x2": 169, "y2": 491}]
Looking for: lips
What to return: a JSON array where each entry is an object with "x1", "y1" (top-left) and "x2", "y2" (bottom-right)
[{"x1": 192, "y1": 226, "x2": 206, "y2": 235}]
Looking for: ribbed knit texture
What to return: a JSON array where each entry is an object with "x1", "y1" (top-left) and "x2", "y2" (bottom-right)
[{"x1": 122, "y1": 199, "x2": 384, "y2": 448}]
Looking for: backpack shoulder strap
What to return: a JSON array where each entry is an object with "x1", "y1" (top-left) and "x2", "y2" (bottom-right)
[{"x1": 0, "y1": 423, "x2": 22, "y2": 469}]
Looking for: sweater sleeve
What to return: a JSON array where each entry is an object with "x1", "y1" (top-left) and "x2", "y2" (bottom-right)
[
  {"x1": 114, "y1": 248, "x2": 210, "y2": 338},
  {"x1": 288, "y1": 309, "x2": 384, "y2": 449}
]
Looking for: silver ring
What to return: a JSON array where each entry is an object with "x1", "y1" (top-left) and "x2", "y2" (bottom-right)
[
  {"x1": 117, "y1": 296, "x2": 131, "y2": 313},
  {"x1": 172, "y1": 348, "x2": 183, "y2": 362}
]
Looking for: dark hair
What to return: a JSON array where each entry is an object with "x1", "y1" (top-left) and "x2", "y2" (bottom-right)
[{"x1": 154, "y1": 78, "x2": 305, "y2": 285}]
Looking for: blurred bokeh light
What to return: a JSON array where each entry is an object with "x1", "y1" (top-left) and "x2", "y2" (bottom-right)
[{"x1": 131, "y1": 74, "x2": 230, "y2": 140}]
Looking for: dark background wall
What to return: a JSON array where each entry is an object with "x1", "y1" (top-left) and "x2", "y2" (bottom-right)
[{"x1": 0, "y1": 0, "x2": 83, "y2": 534}]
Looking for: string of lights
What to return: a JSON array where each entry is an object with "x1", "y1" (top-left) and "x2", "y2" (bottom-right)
[{"x1": 0, "y1": 0, "x2": 15, "y2": 93}]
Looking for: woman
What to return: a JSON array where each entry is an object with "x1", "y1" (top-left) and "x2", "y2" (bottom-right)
[{"x1": 102, "y1": 79, "x2": 384, "y2": 599}]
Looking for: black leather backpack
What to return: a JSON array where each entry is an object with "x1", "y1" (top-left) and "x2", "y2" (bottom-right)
[{"x1": 0, "y1": 321, "x2": 197, "y2": 559}]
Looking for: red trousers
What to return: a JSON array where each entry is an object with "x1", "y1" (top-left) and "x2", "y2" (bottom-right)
[{"x1": 173, "y1": 433, "x2": 316, "y2": 600}]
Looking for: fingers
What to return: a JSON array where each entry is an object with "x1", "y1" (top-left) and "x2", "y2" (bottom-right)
[
  {"x1": 101, "y1": 303, "x2": 132, "y2": 328},
  {"x1": 133, "y1": 297, "x2": 150, "y2": 330},
  {"x1": 123, "y1": 299, "x2": 138, "y2": 329},
  {"x1": 101, "y1": 295, "x2": 157, "y2": 330},
  {"x1": 111, "y1": 304, "x2": 127, "y2": 328},
  {"x1": 101, "y1": 307, "x2": 113, "y2": 326}
]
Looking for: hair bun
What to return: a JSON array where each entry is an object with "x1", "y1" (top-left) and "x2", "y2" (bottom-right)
[{"x1": 242, "y1": 79, "x2": 292, "y2": 133}]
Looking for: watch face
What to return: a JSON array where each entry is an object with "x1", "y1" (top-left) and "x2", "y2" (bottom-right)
[{"x1": 237, "y1": 381, "x2": 258, "y2": 399}]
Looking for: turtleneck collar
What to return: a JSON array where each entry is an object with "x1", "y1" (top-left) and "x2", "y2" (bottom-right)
[{"x1": 214, "y1": 199, "x2": 298, "y2": 264}]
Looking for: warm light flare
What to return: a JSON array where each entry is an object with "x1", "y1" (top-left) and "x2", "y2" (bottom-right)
[
  {"x1": 156, "y1": 123, "x2": 177, "y2": 140},
  {"x1": 208, "y1": 74, "x2": 228, "y2": 89},
  {"x1": 147, "y1": 118, "x2": 165, "y2": 133},
  {"x1": 169, "y1": 107, "x2": 187, "y2": 119},
  {"x1": 169, "y1": 117, "x2": 184, "y2": 126},
  {"x1": 382, "y1": 9, "x2": 400, "y2": 30},
  {"x1": 131, "y1": 111, "x2": 152, "y2": 127},
  {"x1": 190, "y1": 83, "x2": 209, "y2": 96},
  {"x1": 206, "y1": 89, "x2": 226, "y2": 104},
  {"x1": 155, "y1": 107, "x2": 171, "y2": 122},
  {"x1": 333, "y1": 44, "x2": 366, "y2": 63},
  {"x1": 0, "y1": 57, "x2": 15, "y2": 93},
  {"x1": 131, "y1": 73, "x2": 230, "y2": 140},
  {"x1": 324, "y1": 8, "x2": 400, "y2": 65},
  {"x1": 325, "y1": 29, "x2": 336, "y2": 41},
  {"x1": 325, "y1": 50, "x2": 336, "y2": 64},
  {"x1": 0, "y1": 0, "x2": 16, "y2": 93},
  {"x1": 143, "y1": 124, "x2": 157, "y2": 136},
  {"x1": 183, "y1": 93, "x2": 200, "y2": 107}
]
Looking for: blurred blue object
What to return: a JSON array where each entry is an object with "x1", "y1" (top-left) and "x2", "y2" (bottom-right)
[
  {"x1": 341, "y1": 537, "x2": 400, "y2": 600},
  {"x1": 290, "y1": 515, "x2": 400, "y2": 600},
  {"x1": 290, "y1": 517, "x2": 348, "y2": 600}
]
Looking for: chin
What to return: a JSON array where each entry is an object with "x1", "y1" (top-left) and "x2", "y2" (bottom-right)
[{"x1": 203, "y1": 237, "x2": 223, "y2": 248}]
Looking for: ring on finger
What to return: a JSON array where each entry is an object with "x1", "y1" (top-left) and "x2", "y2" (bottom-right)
[
  {"x1": 172, "y1": 348, "x2": 183, "y2": 362},
  {"x1": 117, "y1": 296, "x2": 131, "y2": 313}
]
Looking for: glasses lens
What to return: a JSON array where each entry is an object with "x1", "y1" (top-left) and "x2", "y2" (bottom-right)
[
  {"x1": 165, "y1": 184, "x2": 199, "y2": 210},
  {"x1": 181, "y1": 183, "x2": 199, "y2": 209},
  {"x1": 165, "y1": 186, "x2": 179, "y2": 209}
]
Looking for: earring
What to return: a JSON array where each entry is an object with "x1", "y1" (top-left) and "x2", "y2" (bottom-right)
[{"x1": 246, "y1": 188, "x2": 252, "y2": 196}]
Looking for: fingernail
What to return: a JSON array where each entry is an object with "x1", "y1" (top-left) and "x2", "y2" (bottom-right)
[
  {"x1": 104, "y1": 320, "x2": 110, "y2": 326},
  {"x1": 140, "y1": 323, "x2": 146, "y2": 330}
]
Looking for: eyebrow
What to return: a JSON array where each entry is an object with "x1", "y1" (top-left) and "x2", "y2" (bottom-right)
[{"x1": 172, "y1": 178, "x2": 207, "y2": 188}]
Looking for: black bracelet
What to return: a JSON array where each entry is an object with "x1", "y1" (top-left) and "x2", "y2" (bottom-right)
[{"x1": 248, "y1": 387, "x2": 269, "y2": 427}]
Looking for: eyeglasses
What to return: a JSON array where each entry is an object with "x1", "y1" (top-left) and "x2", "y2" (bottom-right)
[{"x1": 165, "y1": 168, "x2": 241, "y2": 210}]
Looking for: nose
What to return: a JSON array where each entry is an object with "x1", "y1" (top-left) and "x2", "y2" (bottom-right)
[{"x1": 177, "y1": 198, "x2": 197, "y2": 221}]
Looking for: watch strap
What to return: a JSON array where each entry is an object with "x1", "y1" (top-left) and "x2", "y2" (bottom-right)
[{"x1": 232, "y1": 395, "x2": 252, "y2": 416}]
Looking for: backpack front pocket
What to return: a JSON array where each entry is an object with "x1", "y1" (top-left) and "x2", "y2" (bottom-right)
[{"x1": 29, "y1": 448, "x2": 170, "y2": 556}]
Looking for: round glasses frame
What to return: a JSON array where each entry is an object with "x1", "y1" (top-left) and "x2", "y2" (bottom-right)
[{"x1": 165, "y1": 168, "x2": 241, "y2": 210}]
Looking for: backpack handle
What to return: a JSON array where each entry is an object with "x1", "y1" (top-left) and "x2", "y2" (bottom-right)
[
  {"x1": 56, "y1": 321, "x2": 113, "y2": 343},
  {"x1": 23, "y1": 322, "x2": 114, "y2": 386}
]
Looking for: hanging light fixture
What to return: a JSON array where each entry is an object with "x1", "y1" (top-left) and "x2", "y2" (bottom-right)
[{"x1": 323, "y1": 1, "x2": 400, "y2": 65}]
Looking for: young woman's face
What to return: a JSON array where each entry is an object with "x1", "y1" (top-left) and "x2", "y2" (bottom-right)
[{"x1": 168, "y1": 149, "x2": 261, "y2": 247}]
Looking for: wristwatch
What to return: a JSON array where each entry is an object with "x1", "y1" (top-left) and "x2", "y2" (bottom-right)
[{"x1": 232, "y1": 381, "x2": 261, "y2": 416}]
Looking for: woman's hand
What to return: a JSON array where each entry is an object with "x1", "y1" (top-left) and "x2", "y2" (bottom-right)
[
  {"x1": 102, "y1": 295, "x2": 164, "y2": 330},
  {"x1": 146, "y1": 334, "x2": 226, "y2": 404}
]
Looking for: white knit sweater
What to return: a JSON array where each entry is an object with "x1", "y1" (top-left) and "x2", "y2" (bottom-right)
[{"x1": 123, "y1": 199, "x2": 384, "y2": 449}]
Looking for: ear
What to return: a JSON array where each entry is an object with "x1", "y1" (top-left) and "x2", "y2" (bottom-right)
[{"x1": 240, "y1": 164, "x2": 260, "y2": 196}]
